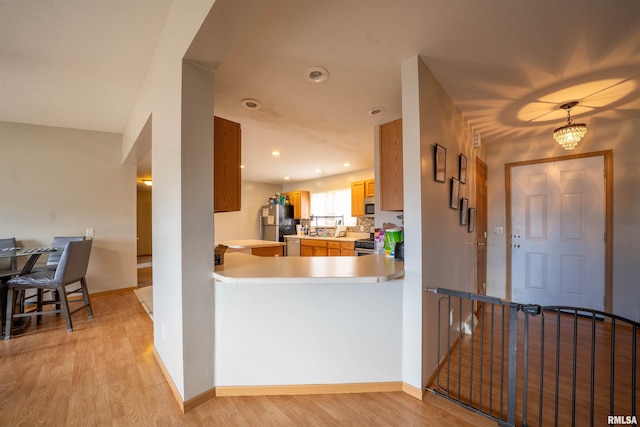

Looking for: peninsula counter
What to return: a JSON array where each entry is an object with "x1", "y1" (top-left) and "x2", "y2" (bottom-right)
[
  {"x1": 213, "y1": 252, "x2": 403, "y2": 284},
  {"x1": 212, "y1": 252, "x2": 406, "y2": 395}
]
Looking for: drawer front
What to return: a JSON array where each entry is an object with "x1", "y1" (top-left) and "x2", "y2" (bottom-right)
[
  {"x1": 301, "y1": 239, "x2": 327, "y2": 248},
  {"x1": 340, "y1": 242, "x2": 354, "y2": 251},
  {"x1": 327, "y1": 241, "x2": 341, "y2": 249}
]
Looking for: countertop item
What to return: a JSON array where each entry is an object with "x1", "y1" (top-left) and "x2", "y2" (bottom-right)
[
  {"x1": 213, "y1": 253, "x2": 404, "y2": 284},
  {"x1": 218, "y1": 239, "x2": 286, "y2": 248}
]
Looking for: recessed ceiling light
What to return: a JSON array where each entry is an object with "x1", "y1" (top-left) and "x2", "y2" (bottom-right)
[
  {"x1": 343, "y1": 162, "x2": 351, "y2": 167},
  {"x1": 284, "y1": 176, "x2": 290, "y2": 180},
  {"x1": 241, "y1": 98, "x2": 262, "y2": 109},
  {"x1": 272, "y1": 151, "x2": 280, "y2": 156},
  {"x1": 367, "y1": 107, "x2": 386, "y2": 117},
  {"x1": 305, "y1": 66, "x2": 329, "y2": 83},
  {"x1": 240, "y1": 165, "x2": 245, "y2": 169},
  {"x1": 315, "y1": 169, "x2": 322, "y2": 173}
]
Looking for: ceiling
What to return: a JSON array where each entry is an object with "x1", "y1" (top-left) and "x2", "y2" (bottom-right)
[{"x1": 2, "y1": 1, "x2": 640, "y2": 187}]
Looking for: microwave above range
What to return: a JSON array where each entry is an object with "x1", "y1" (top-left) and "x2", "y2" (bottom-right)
[{"x1": 364, "y1": 197, "x2": 375, "y2": 217}]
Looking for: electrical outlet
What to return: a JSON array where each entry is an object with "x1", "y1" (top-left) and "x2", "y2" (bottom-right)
[{"x1": 86, "y1": 228, "x2": 95, "y2": 238}]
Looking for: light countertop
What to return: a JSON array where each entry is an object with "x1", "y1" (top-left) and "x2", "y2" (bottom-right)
[
  {"x1": 213, "y1": 253, "x2": 403, "y2": 284},
  {"x1": 218, "y1": 239, "x2": 285, "y2": 248},
  {"x1": 283, "y1": 233, "x2": 369, "y2": 242}
]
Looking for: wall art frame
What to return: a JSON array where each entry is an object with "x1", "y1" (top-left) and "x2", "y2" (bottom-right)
[
  {"x1": 450, "y1": 177, "x2": 460, "y2": 209},
  {"x1": 434, "y1": 143, "x2": 446, "y2": 183},
  {"x1": 460, "y1": 198, "x2": 469, "y2": 225},
  {"x1": 459, "y1": 153, "x2": 467, "y2": 184}
]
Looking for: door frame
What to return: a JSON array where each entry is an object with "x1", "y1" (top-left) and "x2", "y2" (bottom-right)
[
  {"x1": 505, "y1": 150, "x2": 613, "y2": 312},
  {"x1": 476, "y1": 158, "x2": 488, "y2": 295}
]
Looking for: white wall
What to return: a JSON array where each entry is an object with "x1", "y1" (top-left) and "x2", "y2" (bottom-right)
[
  {"x1": 401, "y1": 55, "x2": 484, "y2": 390},
  {"x1": 120, "y1": 0, "x2": 217, "y2": 402},
  {"x1": 214, "y1": 180, "x2": 282, "y2": 241},
  {"x1": 0, "y1": 121, "x2": 137, "y2": 292},
  {"x1": 283, "y1": 168, "x2": 373, "y2": 194},
  {"x1": 486, "y1": 117, "x2": 640, "y2": 322}
]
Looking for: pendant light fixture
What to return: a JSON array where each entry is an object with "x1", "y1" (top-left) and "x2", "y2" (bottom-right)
[{"x1": 553, "y1": 101, "x2": 587, "y2": 150}]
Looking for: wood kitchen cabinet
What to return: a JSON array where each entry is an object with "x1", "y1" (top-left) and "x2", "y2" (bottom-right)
[
  {"x1": 283, "y1": 190, "x2": 310, "y2": 219},
  {"x1": 379, "y1": 118, "x2": 403, "y2": 211},
  {"x1": 364, "y1": 179, "x2": 375, "y2": 198},
  {"x1": 327, "y1": 241, "x2": 341, "y2": 256},
  {"x1": 340, "y1": 241, "x2": 354, "y2": 256},
  {"x1": 214, "y1": 116, "x2": 241, "y2": 212},
  {"x1": 301, "y1": 239, "x2": 328, "y2": 257},
  {"x1": 351, "y1": 180, "x2": 374, "y2": 217},
  {"x1": 302, "y1": 239, "x2": 354, "y2": 256},
  {"x1": 351, "y1": 181, "x2": 365, "y2": 217}
]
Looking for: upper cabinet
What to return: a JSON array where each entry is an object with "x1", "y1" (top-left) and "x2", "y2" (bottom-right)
[
  {"x1": 351, "y1": 181, "x2": 365, "y2": 217},
  {"x1": 283, "y1": 190, "x2": 310, "y2": 219},
  {"x1": 364, "y1": 179, "x2": 375, "y2": 198},
  {"x1": 214, "y1": 116, "x2": 241, "y2": 213},
  {"x1": 351, "y1": 179, "x2": 375, "y2": 217},
  {"x1": 379, "y1": 118, "x2": 403, "y2": 211}
]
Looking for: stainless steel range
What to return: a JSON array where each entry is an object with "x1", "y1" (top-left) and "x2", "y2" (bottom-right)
[{"x1": 354, "y1": 238, "x2": 375, "y2": 256}]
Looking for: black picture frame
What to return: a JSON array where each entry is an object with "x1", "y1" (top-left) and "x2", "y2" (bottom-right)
[
  {"x1": 460, "y1": 198, "x2": 469, "y2": 225},
  {"x1": 459, "y1": 154, "x2": 467, "y2": 184},
  {"x1": 468, "y1": 208, "x2": 476, "y2": 233},
  {"x1": 434, "y1": 144, "x2": 446, "y2": 183},
  {"x1": 450, "y1": 177, "x2": 460, "y2": 209}
]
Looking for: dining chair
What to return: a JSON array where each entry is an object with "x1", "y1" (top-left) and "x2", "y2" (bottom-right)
[
  {"x1": 25, "y1": 236, "x2": 86, "y2": 318},
  {"x1": 31, "y1": 236, "x2": 86, "y2": 272},
  {"x1": 0, "y1": 237, "x2": 18, "y2": 272},
  {"x1": 4, "y1": 239, "x2": 93, "y2": 338}
]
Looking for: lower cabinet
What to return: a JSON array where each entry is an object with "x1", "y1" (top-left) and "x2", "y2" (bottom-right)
[
  {"x1": 301, "y1": 239, "x2": 354, "y2": 256},
  {"x1": 340, "y1": 241, "x2": 354, "y2": 256},
  {"x1": 301, "y1": 239, "x2": 327, "y2": 256}
]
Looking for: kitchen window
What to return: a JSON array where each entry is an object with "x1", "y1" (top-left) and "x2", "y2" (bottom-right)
[{"x1": 310, "y1": 189, "x2": 356, "y2": 226}]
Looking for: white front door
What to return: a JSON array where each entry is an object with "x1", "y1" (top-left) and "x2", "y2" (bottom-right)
[{"x1": 511, "y1": 156, "x2": 605, "y2": 310}]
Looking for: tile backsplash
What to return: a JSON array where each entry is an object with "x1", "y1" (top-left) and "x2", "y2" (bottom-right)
[{"x1": 300, "y1": 216, "x2": 375, "y2": 233}]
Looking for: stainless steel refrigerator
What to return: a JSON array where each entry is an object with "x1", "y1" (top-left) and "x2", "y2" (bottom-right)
[{"x1": 260, "y1": 204, "x2": 297, "y2": 242}]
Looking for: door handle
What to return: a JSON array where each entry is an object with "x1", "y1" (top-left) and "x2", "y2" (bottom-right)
[{"x1": 477, "y1": 242, "x2": 485, "y2": 246}]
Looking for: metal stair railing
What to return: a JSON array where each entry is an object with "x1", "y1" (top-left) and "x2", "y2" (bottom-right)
[{"x1": 425, "y1": 287, "x2": 639, "y2": 427}]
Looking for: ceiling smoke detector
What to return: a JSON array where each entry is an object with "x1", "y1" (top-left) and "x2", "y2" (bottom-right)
[
  {"x1": 241, "y1": 98, "x2": 262, "y2": 109},
  {"x1": 305, "y1": 66, "x2": 329, "y2": 83}
]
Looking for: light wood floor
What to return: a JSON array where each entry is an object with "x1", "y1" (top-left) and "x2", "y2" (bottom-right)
[
  {"x1": 0, "y1": 290, "x2": 495, "y2": 426},
  {"x1": 137, "y1": 255, "x2": 152, "y2": 288}
]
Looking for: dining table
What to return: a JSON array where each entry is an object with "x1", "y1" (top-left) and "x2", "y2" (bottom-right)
[{"x1": 0, "y1": 247, "x2": 62, "y2": 336}]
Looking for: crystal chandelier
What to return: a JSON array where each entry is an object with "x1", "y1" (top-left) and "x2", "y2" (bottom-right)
[{"x1": 553, "y1": 101, "x2": 587, "y2": 150}]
